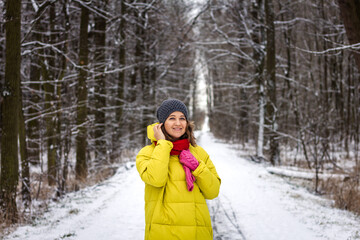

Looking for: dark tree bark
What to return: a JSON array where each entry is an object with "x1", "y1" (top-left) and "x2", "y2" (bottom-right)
[
  {"x1": 94, "y1": 0, "x2": 108, "y2": 166},
  {"x1": 43, "y1": 4, "x2": 57, "y2": 186},
  {"x1": 0, "y1": 23, "x2": 3, "y2": 145},
  {"x1": 338, "y1": 0, "x2": 360, "y2": 71},
  {"x1": 0, "y1": 0, "x2": 21, "y2": 223},
  {"x1": 111, "y1": 0, "x2": 127, "y2": 162},
  {"x1": 75, "y1": 3, "x2": 90, "y2": 181},
  {"x1": 139, "y1": 10, "x2": 150, "y2": 147},
  {"x1": 55, "y1": 0, "x2": 71, "y2": 196},
  {"x1": 338, "y1": 1, "x2": 360, "y2": 172},
  {"x1": 117, "y1": 0, "x2": 127, "y2": 125},
  {"x1": 0, "y1": 8, "x2": 3, "y2": 125},
  {"x1": 128, "y1": 6, "x2": 144, "y2": 143}
]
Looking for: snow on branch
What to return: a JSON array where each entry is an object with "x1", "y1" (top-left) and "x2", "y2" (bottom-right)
[
  {"x1": 72, "y1": 0, "x2": 113, "y2": 20},
  {"x1": 274, "y1": 17, "x2": 315, "y2": 26},
  {"x1": 296, "y1": 43, "x2": 360, "y2": 55}
]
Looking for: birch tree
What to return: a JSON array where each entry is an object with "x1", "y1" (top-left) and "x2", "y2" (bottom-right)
[
  {"x1": 250, "y1": 0, "x2": 266, "y2": 158},
  {"x1": 265, "y1": 0, "x2": 280, "y2": 165}
]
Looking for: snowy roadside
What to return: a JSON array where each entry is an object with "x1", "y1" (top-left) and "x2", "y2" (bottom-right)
[
  {"x1": 197, "y1": 131, "x2": 360, "y2": 240},
  {"x1": 3, "y1": 130, "x2": 360, "y2": 240},
  {"x1": 2, "y1": 163, "x2": 145, "y2": 240}
]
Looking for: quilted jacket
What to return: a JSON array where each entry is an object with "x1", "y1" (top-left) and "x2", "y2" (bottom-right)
[{"x1": 136, "y1": 123, "x2": 221, "y2": 240}]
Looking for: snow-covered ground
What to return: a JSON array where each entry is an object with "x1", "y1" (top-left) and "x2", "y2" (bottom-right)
[{"x1": 3, "y1": 129, "x2": 360, "y2": 240}]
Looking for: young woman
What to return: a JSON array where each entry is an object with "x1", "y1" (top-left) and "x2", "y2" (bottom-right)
[{"x1": 136, "y1": 99, "x2": 221, "y2": 240}]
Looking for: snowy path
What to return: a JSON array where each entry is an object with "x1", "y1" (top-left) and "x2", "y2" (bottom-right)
[{"x1": 4, "y1": 131, "x2": 360, "y2": 240}]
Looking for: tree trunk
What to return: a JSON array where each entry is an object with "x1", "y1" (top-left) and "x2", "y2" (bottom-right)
[
  {"x1": 27, "y1": 56, "x2": 41, "y2": 165},
  {"x1": 251, "y1": 0, "x2": 266, "y2": 158},
  {"x1": 112, "y1": 0, "x2": 127, "y2": 162},
  {"x1": 94, "y1": 1, "x2": 108, "y2": 167},
  {"x1": 19, "y1": 83, "x2": 31, "y2": 210},
  {"x1": 265, "y1": 0, "x2": 280, "y2": 165},
  {"x1": 345, "y1": 56, "x2": 352, "y2": 157},
  {"x1": 338, "y1": 0, "x2": 360, "y2": 71},
  {"x1": 353, "y1": 71, "x2": 360, "y2": 174},
  {"x1": 0, "y1": 0, "x2": 21, "y2": 223},
  {"x1": 128, "y1": 7, "x2": 143, "y2": 143},
  {"x1": 43, "y1": 4, "x2": 58, "y2": 186},
  {"x1": 55, "y1": 0, "x2": 70, "y2": 196},
  {"x1": 0, "y1": 18, "x2": 4, "y2": 143},
  {"x1": 76, "y1": 4, "x2": 89, "y2": 182},
  {"x1": 141, "y1": 43, "x2": 150, "y2": 146},
  {"x1": 337, "y1": 0, "x2": 360, "y2": 178},
  {"x1": 135, "y1": 5, "x2": 148, "y2": 146},
  {"x1": 257, "y1": 83, "x2": 265, "y2": 157},
  {"x1": 27, "y1": 17, "x2": 42, "y2": 165}
]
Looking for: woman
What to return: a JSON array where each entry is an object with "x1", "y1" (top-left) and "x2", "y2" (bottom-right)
[{"x1": 136, "y1": 98, "x2": 221, "y2": 240}]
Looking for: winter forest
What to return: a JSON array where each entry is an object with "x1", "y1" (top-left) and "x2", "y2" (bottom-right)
[{"x1": 1, "y1": 0, "x2": 360, "y2": 237}]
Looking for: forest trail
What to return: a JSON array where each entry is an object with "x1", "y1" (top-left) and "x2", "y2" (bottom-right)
[{"x1": 3, "y1": 130, "x2": 360, "y2": 240}]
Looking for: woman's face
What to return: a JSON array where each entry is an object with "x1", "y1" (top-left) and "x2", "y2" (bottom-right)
[{"x1": 164, "y1": 111, "x2": 187, "y2": 140}]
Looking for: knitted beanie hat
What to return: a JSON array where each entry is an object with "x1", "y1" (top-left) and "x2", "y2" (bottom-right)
[{"x1": 156, "y1": 99, "x2": 189, "y2": 123}]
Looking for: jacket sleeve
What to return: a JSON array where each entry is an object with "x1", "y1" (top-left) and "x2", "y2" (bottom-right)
[
  {"x1": 192, "y1": 147, "x2": 221, "y2": 199},
  {"x1": 136, "y1": 139, "x2": 173, "y2": 187}
]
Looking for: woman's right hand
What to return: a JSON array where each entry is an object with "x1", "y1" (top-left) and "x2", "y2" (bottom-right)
[{"x1": 153, "y1": 123, "x2": 165, "y2": 140}]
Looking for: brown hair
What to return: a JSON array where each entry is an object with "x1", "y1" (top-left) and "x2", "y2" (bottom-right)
[{"x1": 161, "y1": 120, "x2": 197, "y2": 146}]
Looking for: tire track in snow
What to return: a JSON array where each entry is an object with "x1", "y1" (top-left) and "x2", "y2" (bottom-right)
[
  {"x1": 197, "y1": 131, "x2": 246, "y2": 240},
  {"x1": 209, "y1": 195, "x2": 246, "y2": 240}
]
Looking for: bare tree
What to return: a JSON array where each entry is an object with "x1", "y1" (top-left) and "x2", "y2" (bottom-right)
[
  {"x1": 265, "y1": 0, "x2": 280, "y2": 165},
  {"x1": 43, "y1": 4, "x2": 57, "y2": 186},
  {"x1": 111, "y1": 0, "x2": 127, "y2": 162},
  {"x1": 338, "y1": 0, "x2": 360, "y2": 70},
  {"x1": 26, "y1": 4, "x2": 42, "y2": 166},
  {"x1": 19, "y1": 82, "x2": 31, "y2": 209},
  {"x1": 250, "y1": 0, "x2": 266, "y2": 158},
  {"x1": 338, "y1": 0, "x2": 360, "y2": 173},
  {"x1": 93, "y1": 0, "x2": 108, "y2": 166},
  {"x1": 0, "y1": 0, "x2": 21, "y2": 223},
  {"x1": 75, "y1": 2, "x2": 90, "y2": 182}
]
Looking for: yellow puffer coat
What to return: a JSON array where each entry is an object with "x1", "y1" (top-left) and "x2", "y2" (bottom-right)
[{"x1": 136, "y1": 123, "x2": 221, "y2": 240}]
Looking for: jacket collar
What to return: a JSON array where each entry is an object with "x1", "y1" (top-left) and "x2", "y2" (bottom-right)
[{"x1": 147, "y1": 122, "x2": 159, "y2": 143}]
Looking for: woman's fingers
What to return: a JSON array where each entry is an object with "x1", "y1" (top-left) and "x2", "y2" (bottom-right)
[
  {"x1": 154, "y1": 123, "x2": 165, "y2": 140},
  {"x1": 156, "y1": 123, "x2": 162, "y2": 131}
]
